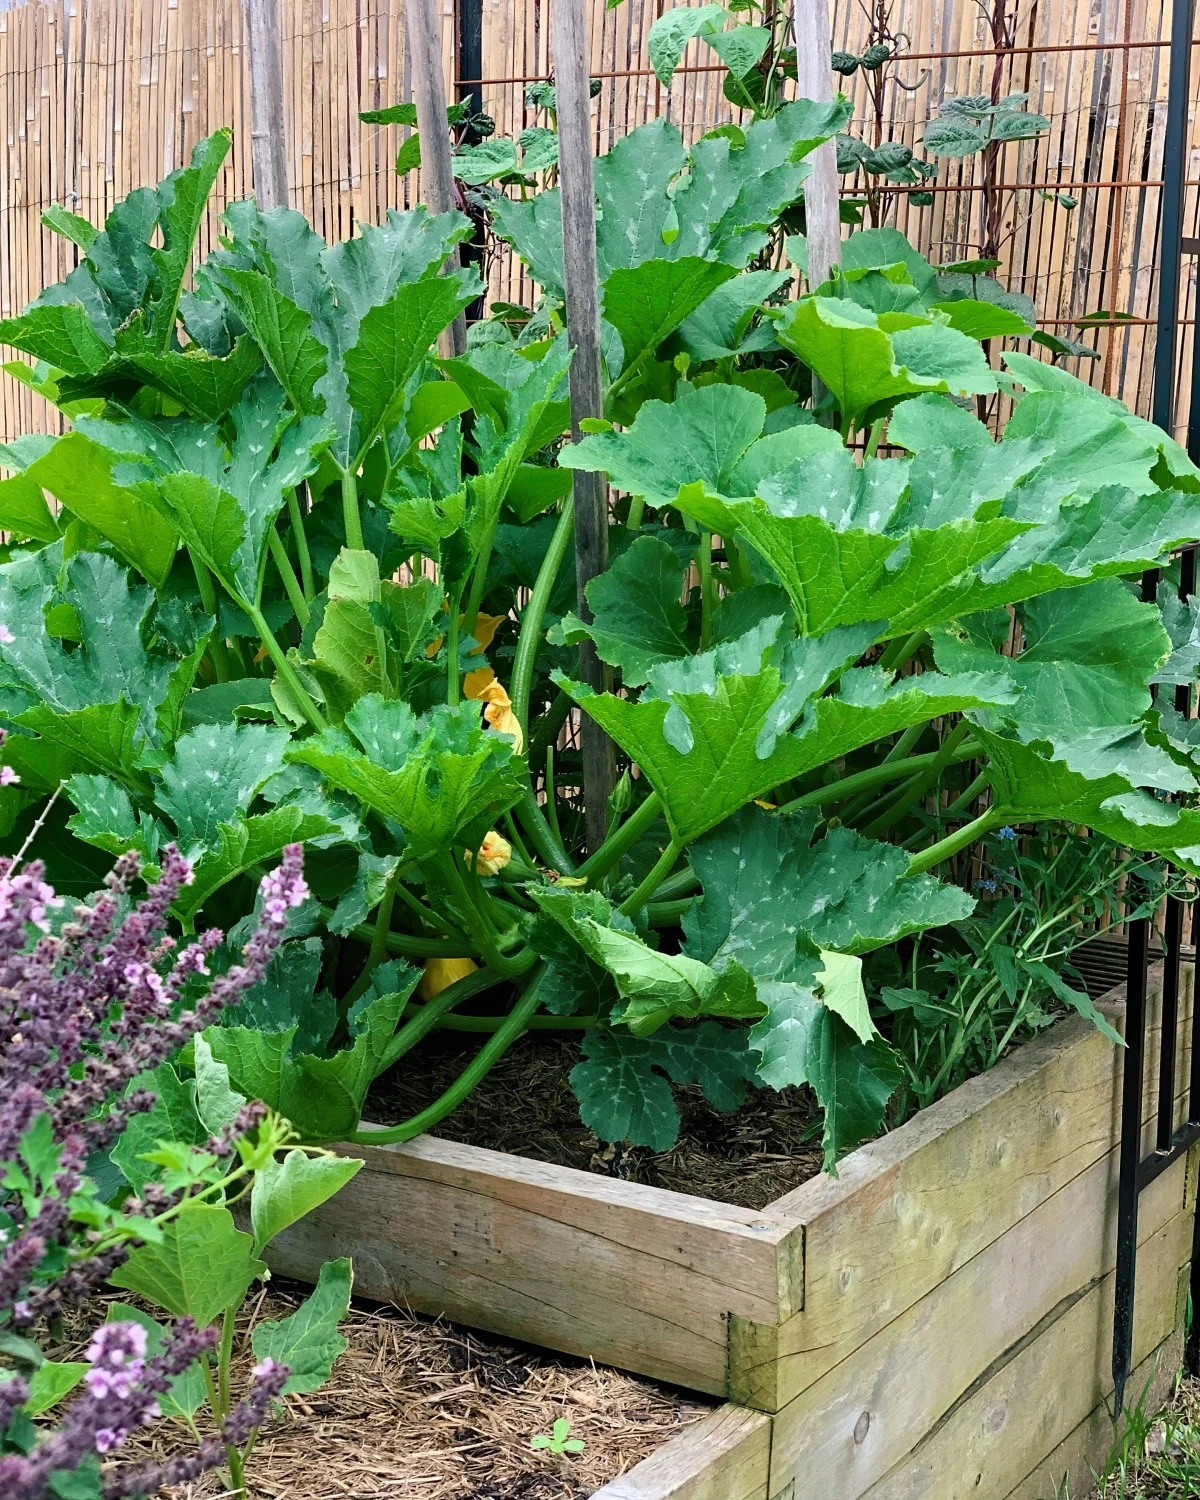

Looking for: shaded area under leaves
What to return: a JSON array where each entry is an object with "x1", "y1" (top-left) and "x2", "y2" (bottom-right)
[{"x1": 367, "y1": 1033, "x2": 826, "y2": 1210}]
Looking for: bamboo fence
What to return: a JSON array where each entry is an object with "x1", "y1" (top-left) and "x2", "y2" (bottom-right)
[{"x1": 0, "y1": 0, "x2": 1198, "y2": 441}]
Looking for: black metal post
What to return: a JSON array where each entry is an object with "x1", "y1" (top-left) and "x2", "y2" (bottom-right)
[
  {"x1": 1113, "y1": 910, "x2": 1151, "y2": 1417},
  {"x1": 455, "y1": 0, "x2": 486, "y2": 324}
]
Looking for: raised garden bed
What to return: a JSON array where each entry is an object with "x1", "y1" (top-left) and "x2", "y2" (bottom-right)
[{"x1": 266, "y1": 963, "x2": 1199, "y2": 1500}]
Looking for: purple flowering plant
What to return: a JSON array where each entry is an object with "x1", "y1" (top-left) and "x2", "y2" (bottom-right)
[{"x1": 0, "y1": 837, "x2": 362, "y2": 1500}]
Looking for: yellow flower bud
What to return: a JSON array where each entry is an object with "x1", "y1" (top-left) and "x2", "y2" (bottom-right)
[{"x1": 417, "y1": 955, "x2": 479, "y2": 1001}]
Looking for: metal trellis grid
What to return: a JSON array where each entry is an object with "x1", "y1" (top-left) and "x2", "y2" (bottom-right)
[{"x1": 1112, "y1": 0, "x2": 1200, "y2": 1420}]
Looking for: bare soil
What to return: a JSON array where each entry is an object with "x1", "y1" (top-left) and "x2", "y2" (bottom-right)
[{"x1": 366, "y1": 1032, "x2": 826, "y2": 1210}]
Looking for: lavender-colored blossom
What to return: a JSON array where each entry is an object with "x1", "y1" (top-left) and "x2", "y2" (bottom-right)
[{"x1": 0, "y1": 841, "x2": 307, "y2": 1323}]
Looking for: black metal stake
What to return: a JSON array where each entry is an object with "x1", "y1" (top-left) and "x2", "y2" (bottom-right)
[
  {"x1": 456, "y1": 0, "x2": 486, "y2": 324},
  {"x1": 1112, "y1": 910, "x2": 1150, "y2": 1418},
  {"x1": 1114, "y1": 0, "x2": 1197, "y2": 1412}
]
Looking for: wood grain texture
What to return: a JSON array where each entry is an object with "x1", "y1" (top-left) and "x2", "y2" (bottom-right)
[
  {"x1": 265, "y1": 1130, "x2": 800, "y2": 1395},
  {"x1": 403, "y1": 0, "x2": 465, "y2": 357},
  {"x1": 844, "y1": 1204, "x2": 1193, "y2": 1500},
  {"x1": 768, "y1": 967, "x2": 1192, "y2": 1407},
  {"x1": 1004, "y1": 1322, "x2": 1185, "y2": 1500},
  {"x1": 593, "y1": 1404, "x2": 772, "y2": 1500},
  {"x1": 793, "y1": 0, "x2": 840, "y2": 287},
  {"x1": 240, "y1": 0, "x2": 288, "y2": 210},
  {"x1": 552, "y1": 0, "x2": 615, "y2": 851},
  {"x1": 767, "y1": 1146, "x2": 1193, "y2": 1496}
]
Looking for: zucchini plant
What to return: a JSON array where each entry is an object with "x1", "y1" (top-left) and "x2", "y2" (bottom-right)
[{"x1": 1, "y1": 116, "x2": 1198, "y2": 1175}]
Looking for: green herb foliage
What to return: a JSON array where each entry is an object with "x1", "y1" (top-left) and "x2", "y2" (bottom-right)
[{"x1": 3, "y1": 116, "x2": 1198, "y2": 1179}]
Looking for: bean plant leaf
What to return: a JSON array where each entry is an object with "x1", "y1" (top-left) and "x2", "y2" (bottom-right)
[
  {"x1": 110, "y1": 1201, "x2": 266, "y2": 1327},
  {"x1": 251, "y1": 1257, "x2": 353, "y2": 1395},
  {"x1": 250, "y1": 1150, "x2": 363, "y2": 1255}
]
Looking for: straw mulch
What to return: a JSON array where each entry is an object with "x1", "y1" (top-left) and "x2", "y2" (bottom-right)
[
  {"x1": 368, "y1": 1033, "x2": 825, "y2": 1210},
  {"x1": 61, "y1": 1283, "x2": 709, "y2": 1500}
]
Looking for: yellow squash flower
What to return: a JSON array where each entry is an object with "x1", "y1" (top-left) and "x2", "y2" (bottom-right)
[
  {"x1": 464, "y1": 667, "x2": 524, "y2": 753},
  {"x1": 466, "y1": 830, "x2": 512, "y2": 876}
]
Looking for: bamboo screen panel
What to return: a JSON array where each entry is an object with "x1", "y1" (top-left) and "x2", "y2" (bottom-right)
[{"x1": 0, "y1": 0, "x2": 1197, "y2": 441}]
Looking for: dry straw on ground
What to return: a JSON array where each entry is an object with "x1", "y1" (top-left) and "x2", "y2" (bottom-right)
[{"x1": 59, "y1": 1284, "x2": 708, "y2": 1500}]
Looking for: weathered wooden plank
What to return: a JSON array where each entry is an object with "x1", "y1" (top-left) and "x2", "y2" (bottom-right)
[
  {"x1": 266, "y1": 1130, "x2": 800, "y2": 1395},
  {"x1": 768, "y1": 968, "x2": 1192, "y2": 1406},
  {"x1": 593, "y1": 1404, "x2": 772, "y2": 1500},
  {"x1": 767, "y1": 1143, "x2": 1192, "y2": 1496},
  {"x1": 846, "y1": 1205, "x2": 1193, "y2": 1500},
  {"x1": 1004, "y1": 1320, "x2": 1185, "y2": 1500}
]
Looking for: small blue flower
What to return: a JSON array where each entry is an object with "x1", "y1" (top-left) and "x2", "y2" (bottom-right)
[
  {"x1": 996, "y1": 826, "x2": 1017, "y2": 841},
  {"x1": 976, "y1": 878, "x2": 998, "y2": 892}
]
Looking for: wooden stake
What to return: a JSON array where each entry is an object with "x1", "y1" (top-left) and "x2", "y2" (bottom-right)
[
  {"x1": 552, "y1": 0, "x2": 615, "y2": 853},
  {"x1": 241, "y1": 0, "x2": 289, "y2": 211},
  {"x1": 404, "y1": 0, "x2": 467, "y2": 357},
  {"x1": 793, "y1": 0, "x2": 840, "y2": 286}
]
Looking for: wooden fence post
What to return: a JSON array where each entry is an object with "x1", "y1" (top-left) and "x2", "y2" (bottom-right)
[
  {"x1": 793, "y1": 0, "x2": 840, "y2": 286},
  {"x1": 404, "y1": 0, "x2": 468, "y2": 358},
  {"x1": 241, "y1": 0, "x2": 290, "y2": 212},
  {"x1": 552, "y1": 0, "x2": 616, "y2": 852}
]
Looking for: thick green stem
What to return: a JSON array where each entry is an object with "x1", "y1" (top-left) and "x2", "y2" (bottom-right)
[
  {"x1": 698, "y1": 532, "x2": 715, "y2": 650},
  {"x1": 626, "y1": 495, "x2": 646, "y2": 531},
  {"x1": 375, "y1": 967, "x2": 499, "y2": 1073},
  {"x1": 246, "y1": 603, "x2": 327, "y2": 732},
  {"x1": 727, "y1": 536, "x2": 752, "y2": 590},
  {"x1": 907, "y1": 808, "x2": 1003, "y2": 876},
  {"x1": 352, "y1": 967, "x2": 547, "y2": 1144},
  {"x1": 862, "y1": 722, "x2": 971, "y2": 839},
  {"x1": 511, "y1": 503, "x2": 574, "y2": 733},
  {"x1": 341, "y1": 469, "x2": 364, "y2": 551},
  {"x1": 517, "y1": 784, "x2": 574, "y2": 873},
  {"x1": 780, "y1": 746, "x2": 978, "y2": 813},
  {"x1": 841, "y1": 724, "x2": 930, "y2": 824},
  {"x1": 878, "y1": 630, "x2": 929, "y2": 673},
  {"x1": 462, "y1": 514, "x2": 501, "y2": 647},
  {"x1": 216, "y1": 1304, "x2": 236, "y2": 1420},
  {"x1": 445, "y1": 583, "x2": 463, "y2": 707},
  {"x1": 864, "y1": 416, "x2": 885, "y2": 460},
  {"x1": 268, "y1": 526, "x2": 311, "y2": 628},
  {"x1": 191, "y1": 553, "x2": 230, "y2": 683},
  {"x1": 442, "y1": 855, "x2": 537, "y2": 977},
  {"x1": 576, "y1": 791, "x2": 662, "y2": 883},
  {"x1": 392, "y1": 879, "x2": 470, "y2": 943},
  {"x1": 431, "y1": 1009, "x2": 597, "y2": 1033},
  {"x1": 544, "y1": 745, "x2": 565, "y2": 850},
  {"x1": 287, "y1": 489, "x2": 316, "y2": 601},
  {"x1": 619, "y1": 837, "x2": 683, "y2": 916},
  {"x1": 527, "y1": 690, "x2": 572, "y2": 777}
]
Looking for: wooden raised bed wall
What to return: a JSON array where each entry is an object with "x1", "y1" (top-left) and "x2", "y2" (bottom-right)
[{"x1": 270, "y1": 968, "x2": 1198, "y2": 1500}]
